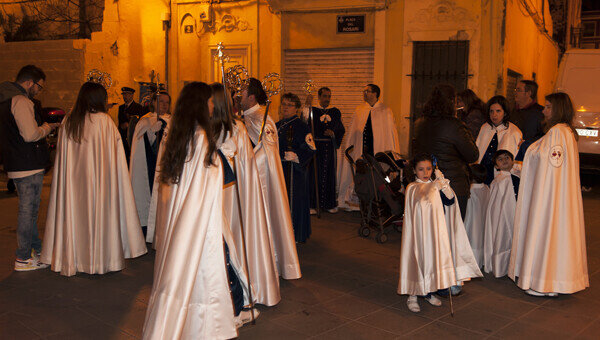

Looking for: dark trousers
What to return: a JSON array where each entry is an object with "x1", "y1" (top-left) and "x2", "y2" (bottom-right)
[{"x1": 457, "y1": 195, "x2": 468, "y2": 221}]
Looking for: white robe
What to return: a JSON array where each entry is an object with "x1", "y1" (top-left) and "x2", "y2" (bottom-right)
[
  {"x1": 243, "y1": 104, "x2": 301, "y2": 280},
  {"x1": 41, "y1": 113, "x2": 147, "y2": 276},
  {"x1": 338, "y1": 101, "x2": 400, "y2": 209},
  {"x1": 464, "y1": 183, "x2": 490, "y2": 268},
  {"x1": 129, "y1": 112, "x2": 171, "y2": 227},
  {"x1": 483, "y1": 171, "x2": 516, "y2": 277},
  {"x1": 218, "y1": 120, "x2": 281, "y2": 306},
  {"x1": 476, "y1": 122, "x2": 522, "y2": 163},
  {"x1": 142, "y1": 129, "x2": 237, "y2": 340},
  {"x1": 508, "y1": 124, "x2": 589, "y2": 294},
  {"x1": 398, "y1": 180, "x2": 482, "y2": 296}
]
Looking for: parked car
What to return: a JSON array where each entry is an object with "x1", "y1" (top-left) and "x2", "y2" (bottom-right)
[{"x1": 555, "y1": 49, "x2": 600, "y2": 175}]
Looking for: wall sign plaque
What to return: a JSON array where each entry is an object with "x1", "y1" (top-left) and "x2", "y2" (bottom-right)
[{"x1": 337, "y1": 15, "x2": 365, "y2": 34}]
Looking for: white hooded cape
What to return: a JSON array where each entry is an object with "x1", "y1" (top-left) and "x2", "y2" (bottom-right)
[
  {"x1": 476, "y1": 122, "x2": 522, "y2": 163},
  {"x1": 483, "y1": 171, "x2": 516, "y2": 277},
  {"x1": 41, "y1": 113, "x2": 147, "y2": 276},
  {"x1": 464, "y1": 183, "x2": 490, "y2": 268},
  {"x1": 218, "y1": 120, "x2": 281, "y2": 306},
  {"x1": 398, "y1": 180, "x2": 482, "y2": 296},
  {"x1": 338, "y1": 101, "x2": 400, "y2": 209},
  {"x1": 142, "y1": 129, "x2": 237, "y2": 340},
  {"x1": 508, "y1": 124, "x2": 588, "y2": 294},
  {"x1": 243, "y1": 104, "x2": 301, "y2": 280},
  {"x1": 129, "y1": 112, "x2": 171, "y2": 227}
]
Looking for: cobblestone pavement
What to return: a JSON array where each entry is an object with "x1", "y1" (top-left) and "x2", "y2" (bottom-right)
[{"x1": 1, "y1": 173, "x2": 599, "y2": 339}]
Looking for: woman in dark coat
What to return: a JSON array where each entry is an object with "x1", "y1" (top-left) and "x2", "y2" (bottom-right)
[
  {"x1": 457, "y1": 89, "x2": 486, "y2": 139},
  {"x1": 412, "y1": 84, "x2": 479, "y2": 219}
]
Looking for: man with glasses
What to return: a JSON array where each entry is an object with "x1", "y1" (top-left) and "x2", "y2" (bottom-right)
[
  {"x1": 338, "y1": 84, "x2": 400, "y2": 211},
  {"x1": 0, "y1": 65, "x2": 59, "y2": 271},
  {"x1": 511, "y1": 80, "x2": 544, "y2": 158}
]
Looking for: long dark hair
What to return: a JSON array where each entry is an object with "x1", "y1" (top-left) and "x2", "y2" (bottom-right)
[
  {"x1": 485, "y1": 95, "x2": 510, "y2": 127},
  {"x1": 210, "y1": 83, "x2": 235, "y2": 141},
  {"x1": 457, "y1": 89, "x2": 484, "y2": 114},
  {"x1": 544, "y1": 92, "x2": 577, "y2": 138},
  {"x1": 159, "y1": 82, "x2": 215, "y2": 185},
  {"x1": 422, "y1": 84, "x2": 456, "y2": 117},
  {"x1": 65, "y1": 82, "x2": 107, "y2": 143}
]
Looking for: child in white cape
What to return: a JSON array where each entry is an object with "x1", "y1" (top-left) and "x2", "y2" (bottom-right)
[
  {"x1": 483, "y1": 150, "x2": 520, "y2": 277},
  {"x1": 464, "y1": 164, "x2": 490, "y2": 268},
  {"x1": 398, "y1": 154, "x2": 482, "y2": 313}
]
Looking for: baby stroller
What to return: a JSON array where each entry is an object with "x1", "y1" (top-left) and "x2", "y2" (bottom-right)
[{"x1": 345, "y1": 146, "x2": 407, "y2": 243}]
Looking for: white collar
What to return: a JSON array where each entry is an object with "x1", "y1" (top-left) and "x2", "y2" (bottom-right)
[
  {"x1": 245, "y1": 103, "x2": 261, "y2": 117},
  {"x1": 415, "y1": 178, "x2": 432, "y2": 184}
]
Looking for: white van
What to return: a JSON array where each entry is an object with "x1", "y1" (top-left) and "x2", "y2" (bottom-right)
[{"x1": 555, "y1": 49, "x2": 600, "y2": 174}]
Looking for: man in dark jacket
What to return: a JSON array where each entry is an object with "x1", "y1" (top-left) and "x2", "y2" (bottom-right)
[
  {"x1": 412, "y1": 85, "x2": 479, "y2": 219},
  {"x1": 510, "y1": 80, "x2": 544, "y2": 146},
  {"x1": 118, "y1": 87, "x2": 144, "y2": 161},
  {"x1": 0, "y1": 65, "x2": 59, "y2": 271}
]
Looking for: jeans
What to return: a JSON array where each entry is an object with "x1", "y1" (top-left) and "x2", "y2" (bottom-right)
[{"x1": 13, "y1": 172, "x2": 44, "y2": 260}]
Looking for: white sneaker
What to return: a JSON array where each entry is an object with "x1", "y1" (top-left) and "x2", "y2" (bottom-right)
[
  {"x1": 327, "y1": 207, "x2": 338, "y2": 214},
  {"x1": 407, "y1": 296, "x2": 420, "y2": 313},
  {"x1": 309, "y1": 209, "x2": 317, "y2": 215},
  {"x1": 234, "y1": 308, "x2": 260, "y2": 328},
  {"x1": 425, "y1": 294, "x2": 442, "y2": 307},
  {"x1": 14, "y1": 257, "x2": 49, "y2": 272},
  {"x1": 525, "y1": 289, "x2": 558, "y2": 297}
]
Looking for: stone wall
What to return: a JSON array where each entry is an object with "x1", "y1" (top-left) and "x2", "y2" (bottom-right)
[{"x1": 0, "y1": 39, "x2": 86, "y2": 112}]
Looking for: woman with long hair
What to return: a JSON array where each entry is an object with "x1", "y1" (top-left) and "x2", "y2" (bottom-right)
[
  {"x1": 41, "y1": 82, "x2": 147, "y2": 276},
  {"x1": 210, "y1": 82, "x2": 281, "y2": 308},
  {"x1": 457, "y1": 89, "x2": 486, "y2": 138},
  {"x1": 475, "y1": 95, "x2": 522, "y2": 185},
  {"x1": 509, "y1": 92, "x2": 588, "y2": 296},
  {"x1": 143, "y1": 82, "x2": 240, "y2": 339}
]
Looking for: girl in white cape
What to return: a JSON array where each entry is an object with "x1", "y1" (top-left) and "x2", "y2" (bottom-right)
[
  {"x1": 142, "y1": 82, "x2": 240, "y2": 339},
  {"x1": 508, "y1": 92, "x2": 588, "y2": 296},
  {"x1": 476, "y1": 95, "x2": 522, "y2": 185},
  {"x1": 398, "y1": 154, "x2": 482, "y2": 313}
]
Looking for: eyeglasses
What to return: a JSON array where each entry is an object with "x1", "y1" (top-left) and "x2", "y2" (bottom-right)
[
  {"x1": 281, "y1": 103, "x2": 297, "y2": 108},
  {"x1": 34, "y1": 82, "x2": 44, "y2": 91},
  {"x1": 514, "y1": 88, "x2": 525, "y2": 93},
  {"x1": 363, "y1": 90, "x2": 374, "y2": 93}
]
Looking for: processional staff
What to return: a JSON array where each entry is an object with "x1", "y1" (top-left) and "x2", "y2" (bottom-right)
[
  {"x1": 304, "y1": 80, "x2": 321, "y2": 218},
  {"x1": 216, "y1": 42, "x2": 257, "y2": 325},
  {"x1": 258, "y1": 73, "x2": 283, "y2": 142},
  {"x1": 225, "y1": 64, "x2": 250, "y2": 117}
]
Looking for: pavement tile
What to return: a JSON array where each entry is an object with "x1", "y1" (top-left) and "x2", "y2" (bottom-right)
[
  {"x1": 438, "y1": 304, "x2": 514, "y2": 335},
  {"x1": 543, "y1": 293, "x2": 600, "y2": 318},
  {"x1": 315, "y1": 272, "x2": 376, "y2": 294},
  {"x1": 517, "y1": 306, "x2": 595, "y2": 337},
  {"x1": 348, "y1": 282, "x2": 404, "y2": 307},
  {"x1": 356, "y1": 306, "x2": 433, "y2": 335},
  {"x1": 296, "y1": 262, "x2": 343, "y2": 281},
  {"x1": 471, "y1": 293, "x2": 538, "y2": 319},
  {"x1": 255, "y1": 297, "x2": 313, "y2": 321},
  {"x1": 283, "y1": 281, "x2": 347, "y2": 305},
  {"x1": 272, "y1": 306, "x2": 349, "y2": 337},
  {"x1": 575, "y1": 318, "x2": 600, "y2": 340},
  {"x1": 0, "y1": 312, "x2": 42, "y2": 339},
  {"x1": 312, "y1": 320, "x2": 398, "y2": 340},
  {"x1": 15, "y1": 305, "x2": 100, "y2": 336},
  {"x1": 318, "y1": 294, "x2": 385, "y2": 320},
  {"x1": 402, "y1": 320, "x2": 487, "y2": 339},
  {"x1": 237, "y1": 320, "x2": 306, "y2": 340},
  {"x1": 44, "y1": 321, "x2": 138, "y2": 340},
  {"x1": 492, "y1": 320, "x2": 568, "y2": 339}
]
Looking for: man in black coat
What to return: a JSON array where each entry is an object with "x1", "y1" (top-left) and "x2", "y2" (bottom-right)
[
  {"x1": 118, "y1": 87, "x2": 144, "y2": 161},
  {"x1": 510, "y1": 80, "x2": 544, "y2": 159},
  {"x1": 412, "y1": 85, "x2": 479, "y2": 219}
]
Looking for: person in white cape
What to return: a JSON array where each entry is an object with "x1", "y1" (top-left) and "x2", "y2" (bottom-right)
[
  {"x1": 508, "y1": 92, "x2": 589, "y2": 296},
  {"x1": 143, "y1": 82, "x2": 247, "y2": 339},
  {"x1": 398, "y1": 154, "x2": 482, "y2": 313},
  {"x1": 483, "y1": 150, "x2": 520, "y2": 277},
  {"x1": 41, "y1": 82, "x2": 147, "y2": 276},
  {"x1": 476, "y1": 95, "x2": 522, "y2": 185},
  {"x1": 129, "y1": 91, "x2": 171, "y2": 237},
  {"x1": 338, "y1": 84, "x2": 400, "y2": 211},
  {"x1": 240, "y1": 78, "x2": 301, "y2": 280},
  {"x1": 210, "y1": 83, "x2": 281, "y2": 307},
  {"x1": 463, "y1": 164, "x2": 490, "y2": 268}
]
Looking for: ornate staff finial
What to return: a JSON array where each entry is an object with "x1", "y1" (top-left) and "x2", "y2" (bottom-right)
[
  {"x1": 261, "y1": 73, "x2": 283, "y2": 99},
  {"x1": 86, "y1": 69, "x2": 113, "y2": 89},
  {"x1": 225, "y1": 64, "x2": 250, "y2": 97},
  {"x1": 304, "y1": 79, "x2": 315, "y2": 95}
]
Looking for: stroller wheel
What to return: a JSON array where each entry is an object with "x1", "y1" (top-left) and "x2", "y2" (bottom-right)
[
  {"x1": 358, "y1": 226, "x2": 371, "y2": 238},
  {"x1": 393, "y1": 221, "x2": 402, "y2": 233},
  {"x1": 376, "y1": 232, "x2": 388, "y2": 244}
]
